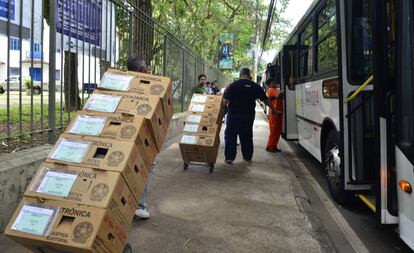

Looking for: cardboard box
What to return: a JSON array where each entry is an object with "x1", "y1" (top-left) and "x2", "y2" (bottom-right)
[
  {"x1": 179, "y1": 133, "x2": 220, "y2": 164},
  {"x1": 25, "y1": 162, "x2": 138, "y2": 231},
  {"x1": 184, "y1": 112, "x2": 223, "y2": 131},
  {"x1": 98, "y1": 69, "x2": 173, "y2": 122},
  {"x1": 188, "y1": 101, "x2": 224, "y2": 119},
  {"x1": 183, "y1": 123, "x2": 220, "y2": 137},
  {"x1": 5, "y1": 197, "x2": 128, "y2": 253},
  {"x1": 46, "y1": 134, "x2": 148, "y2": 202},
  {"x1": 85, "y1": 89, "x2": 168, "y2": 150},
  {"x1": 65, "y1": 112, "x2": 158, "y2": 168},
  {"x1": 190, "y1": 94, "x2": 223, "y2": 106}
]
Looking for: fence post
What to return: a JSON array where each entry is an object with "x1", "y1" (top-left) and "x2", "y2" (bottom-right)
[
  {"x1": 181, "y1": 49, "x2": 185, "y2": 112},
  {"x1": 48, "y1": 0, "x2": 57, "y2": 144},
  {"x1": 163, "y1": 35, "x2": 167, "y2": 76}
]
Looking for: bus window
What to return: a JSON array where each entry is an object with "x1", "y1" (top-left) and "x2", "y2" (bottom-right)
[
  {"x1": 299, "y1": 20, "x2": 313, "y2": 79},
  {"x1": 399, "y1": 2, "x2": 414, "y2": 154},
  {"x1": 316, "y1": 0, "x2": 337, "y2": 73},
  {"x1": 347, "y1": 0, "x2": 373, "y2": 84}
]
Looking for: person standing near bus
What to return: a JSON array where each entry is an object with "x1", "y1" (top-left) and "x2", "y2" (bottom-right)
[
  {"x1": 265, "y1": 78, "x2": 284, "y2": 153},
  {"x1": 223, "y1": 67, "x2": 277, "y2": 163},
  {"x1": 192, "y1": 74, "x2": 207, "y2": 95},
  {"x1": 127, "y1": 56, "x2": 155, "y2": 219}
]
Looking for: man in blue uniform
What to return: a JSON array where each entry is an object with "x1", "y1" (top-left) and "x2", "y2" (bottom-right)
[{"x1": 223, "y1": 67, "x2": 277, "y2": 163}]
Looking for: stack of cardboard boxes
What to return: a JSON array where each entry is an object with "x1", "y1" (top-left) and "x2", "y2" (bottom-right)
[
  {"x1": 179, "y1": 94, "x2": 224, "y2": 165},
  {"x1": 4, "y1": 69, "x2": 173, "y2": 253}
]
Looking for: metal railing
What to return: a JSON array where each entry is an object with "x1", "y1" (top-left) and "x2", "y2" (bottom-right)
[{"x1": 0, "y1": 0, "x2": 230, "y2": 153}]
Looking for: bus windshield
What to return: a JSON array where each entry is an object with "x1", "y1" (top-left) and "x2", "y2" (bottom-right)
[{"x1": 347, "y1": 0, "x2": 373, "y2": 84}]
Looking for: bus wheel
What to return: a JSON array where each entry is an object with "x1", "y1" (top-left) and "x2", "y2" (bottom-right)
[{"x1": 324, "y1": 131, "x2": 347, "y2": 205}]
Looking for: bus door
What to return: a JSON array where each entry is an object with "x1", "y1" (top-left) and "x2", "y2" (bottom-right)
[
  {"x1": 371, "y1": 0, "x2": 399, "y2": 224},
  {"x1": 340, "y1": 0, "x2": 376, "y2": 192},
  {"x1": 396, "y1": 0, "x2": 414, "y2": 248},
  {"x1": 281, "y1": 45, "x2": 298, "y2": 140}
]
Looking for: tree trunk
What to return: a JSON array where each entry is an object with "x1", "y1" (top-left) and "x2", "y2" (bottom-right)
[
  {"x1": 132, "y1": 0, "x2": 153, "y2": 64},
  {"x1": 64, "y1": 51, "x2": 80, "y2": 112},
  {"x1": 251, "y1": 0, "x2": 260, "y2": 82}
]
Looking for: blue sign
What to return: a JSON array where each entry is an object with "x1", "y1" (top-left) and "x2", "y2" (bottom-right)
[
  {"x1": 0, "y1": 0, "x2": 15, "y2": 20},
  {"x1": 57, "y1": 0, "x2": 102, "y2": 46}
]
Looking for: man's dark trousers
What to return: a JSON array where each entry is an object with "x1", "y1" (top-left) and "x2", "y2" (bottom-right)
[{"x1": 224, "y1": 114, "x2": 255, "y2": 161}]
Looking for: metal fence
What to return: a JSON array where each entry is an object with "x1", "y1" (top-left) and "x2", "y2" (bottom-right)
[{"x1": 0, "y1": 0, "x2": 229, "y2": 153}]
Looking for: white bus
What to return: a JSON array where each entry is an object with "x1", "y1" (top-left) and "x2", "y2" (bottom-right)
[{"x1": 268, "y1": 0, "x2": 414, "y2": 249}]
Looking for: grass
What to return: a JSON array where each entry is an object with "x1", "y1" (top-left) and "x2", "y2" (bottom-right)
[{"x1": 0, "y1": 104, "x2": 75, "y2": 141}]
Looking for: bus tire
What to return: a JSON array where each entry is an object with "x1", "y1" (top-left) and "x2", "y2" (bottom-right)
[{"x1": 324, "y1": 130, "x2": 348, "y2": 205}]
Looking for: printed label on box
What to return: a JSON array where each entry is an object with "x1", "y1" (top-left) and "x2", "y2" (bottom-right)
[
  {"x1": 11, "y1": 205, "x2": 57, "y2": 236},
  {"x1": 98, "y1": 72, "x2": 134, "y2": 91},
  {"x1": 69, "y1": 115, "x2": 106, "y2": 136},
  {"x1": 191, "y1": 104, "x2": 205, "y2": 113},
  {"x1": 50, "y1": 139, "x2": 90, "y2": 163},
  {"x1": 181, "y1": 135, "x2": 198, "y2": 144},
  {"x1": 186, "y1": 115, "x2": 202, "y2": 123},
  {"x1": 84, "y1": 94, "x2": 121, "y2": 113},
  {"x1": 191, "y1": 95, "x2": 207, "y2": 103},
  {"x1": 36, "y1": 171, "x2": 78, "y2": 198},
  {"x1": 183, "y1": 124, "x2": 199, "y2": 133}
]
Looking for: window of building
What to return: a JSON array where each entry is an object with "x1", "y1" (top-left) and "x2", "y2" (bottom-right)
[
  {"x1": 10, "y1": 37, "x2": 20, "y2": 50},
  {"x1": 34, "y1": 43, "x2": 41, "y2": 52},
  {"x1": 10, "y1": 67, "x2": 20, "y2": 76},
  {"x1": 316, "y1": 0, "x2": 338, "y2": 73},
  {"x1": 347, "y1": 0, "x2": 373, "y2": 84},
  {"x1": 56, "y1": 70, "x2": 61, "y2": 81},
  {"x1": 299, "y1": 20, "x2": 313, "y2": 79}
]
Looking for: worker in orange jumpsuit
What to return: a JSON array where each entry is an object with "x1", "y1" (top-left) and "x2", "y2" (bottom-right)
[{"x1": 266, "y1": 78, "x2": 284, "y2": 152}]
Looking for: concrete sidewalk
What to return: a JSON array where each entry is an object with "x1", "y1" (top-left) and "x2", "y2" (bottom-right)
[{"x1": 0, "y1": 112, "x2": 333, "y2": 253}]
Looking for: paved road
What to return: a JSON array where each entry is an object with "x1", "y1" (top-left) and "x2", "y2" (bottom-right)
[{"x1": 285, "y1": 140, "x2": 413, "y2": 252}]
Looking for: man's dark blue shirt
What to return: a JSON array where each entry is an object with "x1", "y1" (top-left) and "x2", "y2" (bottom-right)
[{"x1": 223, "y1": 79, "x2": 267, "y2": 118}]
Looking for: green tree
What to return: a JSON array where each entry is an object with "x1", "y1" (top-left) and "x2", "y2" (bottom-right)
[{"x1": 152, "y1": 0, "x2": 290, "y2": 77}]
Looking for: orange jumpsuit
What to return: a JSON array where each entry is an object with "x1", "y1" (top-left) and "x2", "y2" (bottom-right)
[{"x1": 266, "y1": 88, "x2": 283, "y2": 150}]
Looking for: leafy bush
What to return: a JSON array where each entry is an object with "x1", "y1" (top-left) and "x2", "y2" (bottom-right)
[{"x1": 24, "y1": 79, "x2": 33, "y2": 90}]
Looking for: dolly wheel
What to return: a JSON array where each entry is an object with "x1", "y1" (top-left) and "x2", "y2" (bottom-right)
[
  {"x1": 123, "y1": 243, "x2": 133, "y2": 253},
  {"x1": 208, "y1": 164, "x2": 214, "y2": 173},
  {"x1": 184, "y1": 162, "x2": 189, "y2": 170}
]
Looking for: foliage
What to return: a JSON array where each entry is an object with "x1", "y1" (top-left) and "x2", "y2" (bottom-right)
[
  {"x1": 24, "y1": 79, "x2": 33, "y2": 89},
  {"x1": 152, "y1": 0, "x2": 291, "y2": 73}
]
